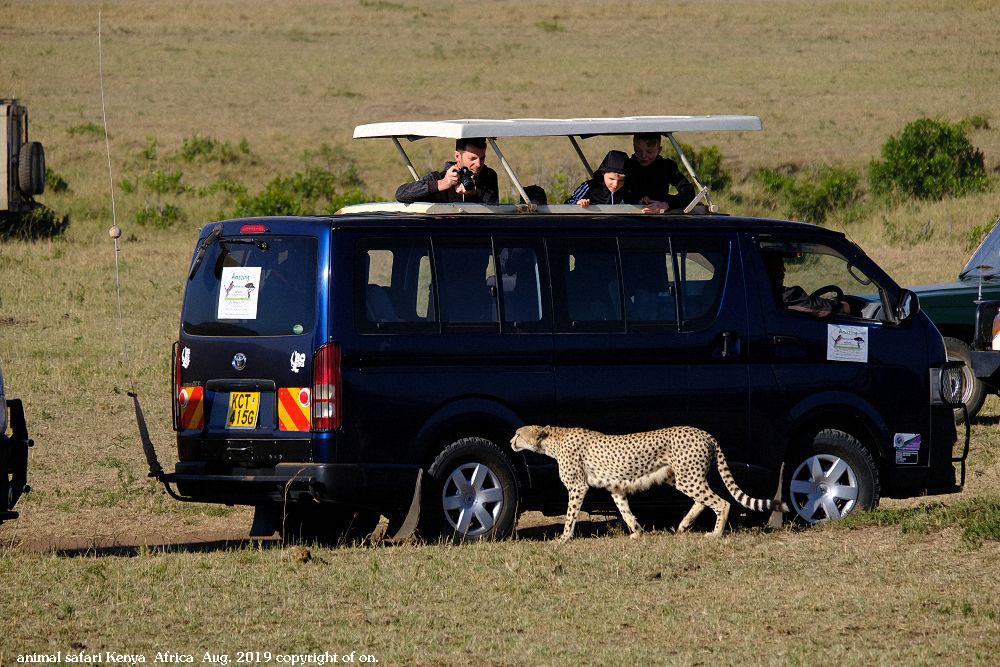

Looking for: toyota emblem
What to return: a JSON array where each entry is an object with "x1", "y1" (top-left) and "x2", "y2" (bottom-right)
[{"x1": 232, "y1": 353, "x2": 247, "y2": 371}]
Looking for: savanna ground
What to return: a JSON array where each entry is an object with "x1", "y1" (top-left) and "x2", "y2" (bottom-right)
[{"x1": 3, "y1": 0, "x2": 1000, "y2": 664}]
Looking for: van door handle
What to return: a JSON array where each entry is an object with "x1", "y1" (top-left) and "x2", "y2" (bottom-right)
[
  {"x1": 721, "y1": 331, "x2": 740, "y2": 358},
  {"x1": 773, "y1": 335, "x2": 800, "y2": 346}
]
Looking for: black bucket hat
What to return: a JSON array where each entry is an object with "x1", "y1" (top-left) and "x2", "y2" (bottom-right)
[{"x1": 596, "y1": 150, "x2": 628, "y2": 175}]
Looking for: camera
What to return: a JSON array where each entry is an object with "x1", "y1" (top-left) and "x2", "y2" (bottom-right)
[{"x1": 455, "y1": 166, "x2": 476, "y2": 191}]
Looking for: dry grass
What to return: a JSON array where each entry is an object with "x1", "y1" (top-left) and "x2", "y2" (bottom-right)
[{"x1": 4, "y1": 0, "x2": 1000, "y2": 662}]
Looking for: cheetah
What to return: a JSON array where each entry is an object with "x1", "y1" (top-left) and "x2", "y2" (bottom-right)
[{"x1": 510, "y1": 424, "x2": 788, "y2": 542}]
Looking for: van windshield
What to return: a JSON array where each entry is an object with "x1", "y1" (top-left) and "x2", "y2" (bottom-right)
[{"x1": 182, "y1": 236, "x2": 317, "y2": 337}]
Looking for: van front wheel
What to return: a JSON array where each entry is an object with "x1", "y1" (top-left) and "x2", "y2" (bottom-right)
[
  {"x1": 784, "y1": 429, "x2": 879, "y2": 524},
  {"x1": 422, "y1": 437, "x2": 520, "y2": 542}
]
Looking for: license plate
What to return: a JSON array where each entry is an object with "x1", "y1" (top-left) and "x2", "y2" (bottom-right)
[{"x1": 227, "y1": 392, "x2": 260, "y2": 429}]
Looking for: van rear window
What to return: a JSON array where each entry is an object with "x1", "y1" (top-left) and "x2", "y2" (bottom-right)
[{"x1": 183, "y1": 236, "x2": 317, "y2": 337}]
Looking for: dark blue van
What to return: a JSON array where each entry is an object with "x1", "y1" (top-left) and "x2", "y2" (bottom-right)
[{"x1": 157, "y1": 211, "x2": 966, "y2": 541}]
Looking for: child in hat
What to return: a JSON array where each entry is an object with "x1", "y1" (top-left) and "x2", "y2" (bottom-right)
[{"x1": 565, "y1": 150, "x2": 628, "y2": 207}]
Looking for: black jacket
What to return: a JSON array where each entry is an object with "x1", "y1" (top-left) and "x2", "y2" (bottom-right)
[
  {"x1": 624, "y1": 154, "x2": 695, "y2": 208},
  {"x1": 565, "y1": 174, "x2": 627, "y2": 205},
  {"x1": 395, "y1": 162, "x2": 499, "y2": 204}
]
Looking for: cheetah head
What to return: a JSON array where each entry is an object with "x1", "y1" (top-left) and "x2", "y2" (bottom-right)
[{"x1": 510, "y1": 425, "x2": 551, "y2": 454}]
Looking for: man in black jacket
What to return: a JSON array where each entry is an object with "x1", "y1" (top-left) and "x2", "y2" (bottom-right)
[
  {"x1": 625, "y1": 133, "x2": 695, "y2": 211},
  {"x1": 395, "y1": 138, "x2": 499, "y2": 204}
]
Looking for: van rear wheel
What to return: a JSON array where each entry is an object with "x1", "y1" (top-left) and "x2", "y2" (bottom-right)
[
  {"x1": 421, "y1": 437, "x2": 520, "y2": 542},
  {"x1": 784, "y1": 429, "x2": 879, "y2": 524}
]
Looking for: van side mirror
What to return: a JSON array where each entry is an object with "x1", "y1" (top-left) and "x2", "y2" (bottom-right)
[{"x1": 897, "y1": 289, "x2": 920, "y2": 323}]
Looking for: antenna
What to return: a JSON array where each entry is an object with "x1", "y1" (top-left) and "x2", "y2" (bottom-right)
[{"x1": 99, "y1": 11, "x2": 133, "y2": 395}]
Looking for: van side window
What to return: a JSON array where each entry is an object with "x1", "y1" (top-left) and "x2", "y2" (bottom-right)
[
  {"x1": 549, "y1": 239, "x2": 624, "y2": 333},
  {"x1": 435, "y1": 244, "x2": 499, "y2": 325},
  {"x1": 620, "y1": 239, "x2": 678, "y2": 326},
  {"x1": 673, "y1": 239, "x2": 729, "y2": 329},
  {"x1": 495, "y1": 244, "x2": 545, "y2": 328},
  {"x1": 357, "y1": 240, "x2": 436, "y2": 333}
]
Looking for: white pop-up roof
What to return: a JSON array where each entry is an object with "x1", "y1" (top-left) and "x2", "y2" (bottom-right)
[
  {"x1": 351, "y1": 115, "x2": 763, "y2": 214},
  {"x1": 352, "y1": 115, "x2": 762, "y2": 140}
]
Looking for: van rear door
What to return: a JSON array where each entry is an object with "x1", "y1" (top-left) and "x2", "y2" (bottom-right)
[{"x1": 177, "y1": 230, "x2": 323, "y2": 461}]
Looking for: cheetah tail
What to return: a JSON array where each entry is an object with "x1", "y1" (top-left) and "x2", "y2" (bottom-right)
[{"x1": 715, "y1": 444, "x2": 790, "y2": 513}]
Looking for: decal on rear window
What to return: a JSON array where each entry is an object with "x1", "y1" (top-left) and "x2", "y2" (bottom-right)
[{"x1": 218, "y1": 267, "x2": 262, "y2": 320}]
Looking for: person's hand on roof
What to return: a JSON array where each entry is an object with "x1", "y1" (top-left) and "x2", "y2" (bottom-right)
[{"x1": 576, "y1": 198, "x2": 591, "y2": 208}]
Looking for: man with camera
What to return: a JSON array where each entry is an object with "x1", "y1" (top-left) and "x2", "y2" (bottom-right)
[{"x1": 395, "y1": 138, "x2": 499, "y2": 204}]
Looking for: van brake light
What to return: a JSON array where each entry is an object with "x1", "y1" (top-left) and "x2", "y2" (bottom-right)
[
  {"x1": 240, "y1": 224, "x2": 268, "y2": 234},
  {"x1": 313, "y1": 343, "x2": 342, "y2": 431}
]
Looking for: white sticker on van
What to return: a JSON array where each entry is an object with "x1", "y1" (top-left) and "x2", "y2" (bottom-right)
[
  {"x1": 827, "y1": 324, "x2": 868, "y2": 363},
  {"x1": 893, "y1": 433, "x2": 921, "y2": 465},
  {"x1": 218, "y1": 267, "x2": 262, "y2": 320},
  {"x1": 180, "y1": 346, "x2": 191, "y2": 369},
  {"x1": 290, "y1": 351, "x2": 305, "y2": 373}
]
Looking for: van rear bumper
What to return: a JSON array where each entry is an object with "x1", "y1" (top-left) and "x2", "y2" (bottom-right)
[{"x1": 172, "y1": 461, "x2": 420, "y2": 510}]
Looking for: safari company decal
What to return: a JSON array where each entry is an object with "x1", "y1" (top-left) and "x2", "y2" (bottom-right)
[
  {"x1": 278, "y1": 387, "x2": 311, "y2": 432},
  {"x1": 217, "y1": 266, "x2": 262, "y2": 320},
  {"x1": 290, "y1": 351, "x2": 306, "y2": 374},
  {"x1": 180, "y1": 346, "x2": 191, "y2": 369},
  {"x1": 827, "y1": 324, "x2": 868, "y2": 363},
  {"x1": 894, "y1": 433, "x2": 921, "y2": 465}
]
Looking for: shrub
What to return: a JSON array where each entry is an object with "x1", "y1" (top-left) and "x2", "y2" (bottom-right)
[
  {"x1": 180, "y1": 135, "x2": 216, "y2": 161},
  {"x1": 198, "y1": 176, "x2": 248, "y2": 199},
  {"x1": 869, "y1": 118, "x2": 987, "y2": 200},
  {"x1": 67, "y1": 122, "x2": 103, "y2": 137},
  {"x1": 142, "y1": 169, "x2": 185, "y2": 195},
  {"x1": 0, "y1": 204, "x2": 70, "y2": 240},
  {"x1": 231, "y1": 166, "x2": 370, "y2": 218},
  {"x1": 44, "y1": 168, "x2": 70, "y2": 193},
  {"x1": 753, "y1": 165, "x2": 860, "y2": 224},
  {"x1": 546, "y1": 170, "x2": 574, "y2": 205},
  {"x1": 675, "y1": 142, "x2": 731, "y2": 192},
  {"x1": 141, "y1": 137, "x2": 157, "y2": 161},
  {"x1": 135, "y1": 202, "x2": 184, "y2": 228},
  {"x1": 966, "y1": 215, "x2": 1000, "y2": 251}
]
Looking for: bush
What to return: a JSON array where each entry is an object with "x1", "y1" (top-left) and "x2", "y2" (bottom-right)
[
  {"x1": 231, "y1": 160, "x2": 370, "y2": 217},
  {"x1": 869, "y1": 118, "x2": 988, "y2": 200},
  {"x1": 142, "y1": 169, "x2": 185, "y2": 195},
  {"x1": 0, "y1": 203, "x2": 70, "y2": 240},
  {"x1": 753, "y1": 165, "x2": 861, "y2": 223},
  {"x1": 44, "y1": 168, "x2": 70, "y2": 193},
  {"x1": 135, "y1": 202, "x2": 184, "y2": 228},
  {"x1": 675, "y1": 142, "x2": 731, "y2": 192},
  {"x1": 180, "y1": 135, "x2": 216, "y2": 161},
  {"x1": 66, "y1": 122, "x2": 103, "y2": 137},
  {"x1": 966, "y1": 215, "x2": 1000, "y2": 251}
]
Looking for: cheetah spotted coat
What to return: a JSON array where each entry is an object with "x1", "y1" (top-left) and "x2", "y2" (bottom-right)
[{"x1": 510, "y1": 424, "x2": 788, "y2": 541}]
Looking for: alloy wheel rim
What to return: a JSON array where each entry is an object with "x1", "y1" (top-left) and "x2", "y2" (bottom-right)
[
  {"x1": 441, "y1": 462, "x2": 504, "y2": 537},
  {"x1": 789, "y1": 454, "x2": 860, "y2": 523}
]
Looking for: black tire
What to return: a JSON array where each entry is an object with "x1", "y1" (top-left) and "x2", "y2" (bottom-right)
[
  {"x1": 784, "y1": 429, "x2": 879, "y2": 524},
  {"x1": 278, "y1": 503, "x2": 381, "y2": 546},
  {"x1": 17, "y1": 142, "x2": 45, "y2": 197},
  {"x1": 943, "y1": 337, "x2": 986, "y2": 420},
  {"x1": 420, "y1": 437, "x2": 521, "y2": 542}
]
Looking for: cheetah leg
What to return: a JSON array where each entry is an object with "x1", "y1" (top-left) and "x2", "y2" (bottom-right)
[
  {"x1": 610, "y1": 491, "x2": 643, "y2": 538},
  {"x1": 559, "y1": 484, "x2": 589, "y2": 543},
  {"x1": 676, "y1": 501, "x2": 707, "y2": 534},
  {"x1": 706, "y1": 493, "x2": 731, "y2": 537}
]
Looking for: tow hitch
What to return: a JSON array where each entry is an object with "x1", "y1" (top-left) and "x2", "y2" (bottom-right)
[{"x1": 1, "y1": 399, "x2": 34, "y2": 525}]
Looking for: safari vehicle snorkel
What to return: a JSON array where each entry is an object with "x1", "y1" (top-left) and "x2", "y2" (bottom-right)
[{"x1": 350, "y1": 115, "x2": 763, "y2": 214}]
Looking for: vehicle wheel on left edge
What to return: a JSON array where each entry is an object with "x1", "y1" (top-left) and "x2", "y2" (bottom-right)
[{"x1": 421, "y1": 437, "x2": 521, "y2": 543}]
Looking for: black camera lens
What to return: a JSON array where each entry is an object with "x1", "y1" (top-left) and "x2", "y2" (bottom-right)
[{"x1": 456, "y1": 166, "x2": 476, "y2": 190}]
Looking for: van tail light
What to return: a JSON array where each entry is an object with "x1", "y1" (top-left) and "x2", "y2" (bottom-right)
[
  {"x1": 312, "y1": 342, "x2": 342, "y2": 431},
  {"x1": 171, "y1": 341, "x2": 181, "y2": 431}
]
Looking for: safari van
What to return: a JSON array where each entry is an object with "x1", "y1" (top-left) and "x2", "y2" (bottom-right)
[{"x1": 139, "y1": 117, "x2": 968, "y2": 542}]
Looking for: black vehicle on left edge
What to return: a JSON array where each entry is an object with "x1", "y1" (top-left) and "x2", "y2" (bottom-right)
[{"x1": 0, "y1": 368, "x2": 33, "y2": 526}]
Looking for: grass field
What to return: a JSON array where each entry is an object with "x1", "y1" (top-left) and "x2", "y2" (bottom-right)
[{"x1": 4, "y1": 0, "x2": 1000, "y2": 664}]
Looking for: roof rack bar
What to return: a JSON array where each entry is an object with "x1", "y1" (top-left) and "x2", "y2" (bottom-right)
[
  {"x1": 567, "y1": 136, "x2": 594, "y2": 178},
  {"x1": 665, "y1": 132, "x2": 717, "y2": 213},
  {"x1": 487, "y1": 137, "x2": 530, "y2": 205},
  {"x1": 391, "y1": 137, "x2": 420, "y2": 182}
]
